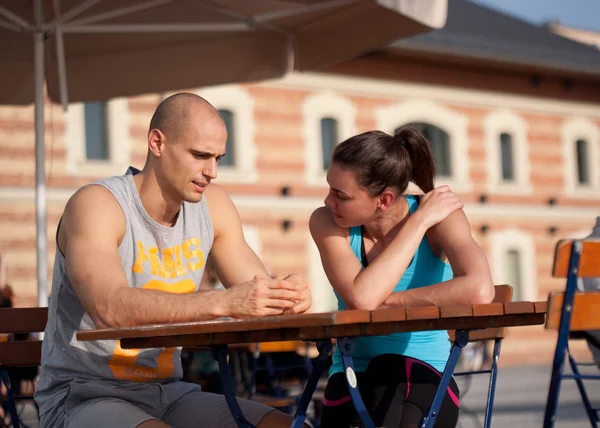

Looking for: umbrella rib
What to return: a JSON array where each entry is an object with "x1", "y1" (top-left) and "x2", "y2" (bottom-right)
[
  {"x1": 0, "y1": 18, "x2": 22, "y2": 32},
  {"x1": 67, "y1": 0, "x2": 172, "y2": 27},
  {"x1": 0, "y1": 5, "x2": 34, "y2": 30},
  {"x1": 45, "y1": 0, "x2": 102, "y2": 28},
  {"x1": 61, "y1": 23, "x2": 253, "y2": 33},
  {"x1": 254, "y1": 0, "x2": 361, "y2": 23}
]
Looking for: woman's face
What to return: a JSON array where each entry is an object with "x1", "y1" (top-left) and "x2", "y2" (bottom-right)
[{"x1": 324, "y1": 162, "x2": 379, "y2": 227}]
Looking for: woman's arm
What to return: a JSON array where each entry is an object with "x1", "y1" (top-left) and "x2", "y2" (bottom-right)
[
  {"x1": 309, "y1": 187, "x2": 464, "y2": 311},
  {"x1": 310, "y1": 207, "x2": 429, "y2": 310},
  {"x1": 382, "y1": 209, "x2": 495, "y2": 308}
]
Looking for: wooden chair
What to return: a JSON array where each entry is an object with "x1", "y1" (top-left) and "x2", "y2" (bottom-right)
[
  {"x1": 445, "y1": 284, "x2": 515, "y2": 428},
  {"x1": 544, "y1": 239, "x2": 600, "y2": 428},
  {"x1": 0, "y1": 307, "x2": 48, "y2": 428},
  {"x1": 414, "y1": 284, "x2": 532, "y2": 428}
]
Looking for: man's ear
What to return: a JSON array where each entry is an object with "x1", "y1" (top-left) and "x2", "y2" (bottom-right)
[{"x1": 148, "y1": 129, "x2": 166, "y2": 157}]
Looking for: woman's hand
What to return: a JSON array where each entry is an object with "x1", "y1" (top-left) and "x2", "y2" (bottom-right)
[{"x1": 416, "y1": 185, "x2": 464, "y2": 228}]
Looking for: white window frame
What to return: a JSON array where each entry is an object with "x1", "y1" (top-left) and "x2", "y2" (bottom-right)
[
  {"x1": 562, "y1": 117, "x2": 600, "y2": 197},
  {"x1": 489, "y1": 229, "x2": 537, "y2": 302},
  {"x1": 483, "y1": 109, "x2": 531, "y2": 194},
  {"x1": 66, "y1": 98, "x2": 130, "y2": 177},
  {"x1": 197, "y1": 85, "x2": 257, "y2": 183},
  {"x1": 307, "y1": 234, "x2": 338, "y2": 313},
  {"x1": 303, "y1": 92, "x2": 356, "y2": 186},
  {"x1": 375, "y1": 100, "x2": 471, "y2": 192}
]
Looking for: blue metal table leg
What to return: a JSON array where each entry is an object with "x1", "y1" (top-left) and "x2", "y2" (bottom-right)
[
  {"x1": 544, "y1": 241, "x2": 582, "y2": 428},
  {"x1": 212, "y1": 345, "x2": 255, "y2": 428},
  {"x1": 421, "y1": 330, "x2": 469, "y2": 428},
  {"x1": 338, "y1": 337, "x2": 376, "y2": 428},
  {"x1": 291, "y1": 339, "x2": 333, "y2": 428},
  {"x1": 0, "y1": 368, "x2": 21, "y2": 428},
  {"x1": 567, "y1": 349, "x2": 599, "y2": 427},
  {"x1": 483, "y1": 338, "x2": 502, "y2": 428}
]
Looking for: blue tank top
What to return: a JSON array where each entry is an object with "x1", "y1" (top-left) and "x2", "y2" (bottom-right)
[{"x1": 329, "y1": 195, "x2": 453, "y2": 375}]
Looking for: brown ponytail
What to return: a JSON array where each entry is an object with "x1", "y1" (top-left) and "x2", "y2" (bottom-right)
[
  {"x1": 394, "y1": 125, "x2": 435, "y2": 193},
  {"x1": 331, "y1": 125, "x2": 436, "y2": 196}
]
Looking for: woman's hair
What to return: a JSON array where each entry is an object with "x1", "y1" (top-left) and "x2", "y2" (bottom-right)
[{"x1": 331, "y1": 125, "x2": 436, "y2": 196}]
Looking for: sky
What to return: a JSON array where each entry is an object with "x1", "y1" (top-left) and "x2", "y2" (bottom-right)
[{"x1": 470, "y1": 0, "x2": 600, "y2": 31}]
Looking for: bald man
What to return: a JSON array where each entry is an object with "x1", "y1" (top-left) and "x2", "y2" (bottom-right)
[{"x1": 34, "y1": 93, "x2": 312, "y2": 428}]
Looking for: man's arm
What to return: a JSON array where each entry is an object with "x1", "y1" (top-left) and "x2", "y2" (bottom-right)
[
  {"x1": 204, "y1": 184, "x2": 312, "y2": 314},
  {"x1": 383, "y1": 209, "x2": 495, "y2": 308},
  {"x1": 62, "y1": 185, "x2": 303, "y2": 328}
]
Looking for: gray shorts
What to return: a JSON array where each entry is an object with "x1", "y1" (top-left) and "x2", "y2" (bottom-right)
[{"x1": 40, "y1": 379, "x2": 277, "y2": 428}]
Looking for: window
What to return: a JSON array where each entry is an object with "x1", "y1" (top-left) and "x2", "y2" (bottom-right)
[
  {"x1": 500, "y1": 133, "x2": 514, "y2": 182},
  {"x1": 218, "y1": 109, "x2": 235, "y2": 167},
  {"x1": 400, "y1": 123, "x2": 451, "y2": 177},
  {"x1": 576, "y1": 139, "x2": 589, "y2": 185},
  {"x1": 490, "y1": 229, "x2": 536, "y2": 301},
  {"x1": 321, "y1": 118, "x2": 338, "y2": 170},
  {"x1": 303, "y1": 92, "x2": 356, "y2": 185},
  {"x1": 66, "y1": 98, "x2": 130, "y2": 177},
  {"x1": 505, "y1": 249, "x2": 522, "y2": 301},
  {"x1": 196, "y1": 85, "x2": 256, "y2": 183},
  {"x1": 376, "y1": 100, "x2": 470, "y2": 192},
  {"x1": 483, "y1": 110, "x2": 530, "y2": 194},
  {"x1": 562, "y1": 117, "x2": 599, "y2": 197},
  {"x1": 84, "y1": 102, "x2": 109, "y2": 161}
]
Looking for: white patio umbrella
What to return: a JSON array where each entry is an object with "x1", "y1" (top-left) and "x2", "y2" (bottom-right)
[{"x1": 0, "y1": 0, "x2": 447, "y2": 306}]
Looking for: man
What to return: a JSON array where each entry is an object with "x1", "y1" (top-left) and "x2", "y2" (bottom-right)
[{"x1": 34, "y1": 93, "x2": 312, "y2": 427}]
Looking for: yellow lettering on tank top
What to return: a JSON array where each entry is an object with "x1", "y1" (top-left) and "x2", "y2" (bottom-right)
[
  {"x1": 182, "y1": 237, "x2": 204, "y2": 271},
  {"x1": 147, "y1": 247, "x2": 164, "y2": 277},
  {"x1": 108, "y1": 341, "x2": 177, "y2": 381},
  {"x1": 173, "y1": 245, "x2": 189, "y2": 277},
  {"x1": 108, "y1": 277, "x2": 196, "y2": 381},
  {"x1": 132, "y1": 241, "x2": 149, "y2": 274}
]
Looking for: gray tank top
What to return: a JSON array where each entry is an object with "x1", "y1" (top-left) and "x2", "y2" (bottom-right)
[{"x1": 35, "y1": 167, "x2": 214, "y2": 417}]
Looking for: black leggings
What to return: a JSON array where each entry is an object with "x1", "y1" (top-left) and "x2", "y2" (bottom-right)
[{"x1": 321, "y1": 354, "x2": 460, "y2": 428}]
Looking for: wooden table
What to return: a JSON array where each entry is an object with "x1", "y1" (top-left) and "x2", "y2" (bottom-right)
[{"x1": 77, "y1": 302, "x2": 547, "y2": 428}]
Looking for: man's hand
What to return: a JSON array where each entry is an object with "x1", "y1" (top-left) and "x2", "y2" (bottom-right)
[
  {"x1": 222, "y1": 275, "x2": 304, "y2": 318},
  {"x1": 282, "y1": 274, "x2": 312, "y2": 315}
]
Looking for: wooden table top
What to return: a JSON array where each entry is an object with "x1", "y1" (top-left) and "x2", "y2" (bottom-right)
[{"x1": 77, "y1": 301, "x2": 547, "y2": 350}]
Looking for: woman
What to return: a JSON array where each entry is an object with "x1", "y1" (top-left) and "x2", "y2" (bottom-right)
[{"x1": 309, "y1": 126, "x2": 495, "y2": 427}]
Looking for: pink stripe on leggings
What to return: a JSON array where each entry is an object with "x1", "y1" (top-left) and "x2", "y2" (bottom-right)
[
  {"x1": 405, "y1": 357, "x2": 460, "y2": 408},
  {"x1": 322, "y1": 395, "x2": 353, "y2": 407}
]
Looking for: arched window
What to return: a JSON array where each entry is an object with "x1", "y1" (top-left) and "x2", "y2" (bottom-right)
[
  {"x1": 196, "y1": 85, "x2": 256, "y2": 183},
  {"x1": 320, "y1": 117, "x2": 338, "y2": 170},
  {"x1": 505, "y1": 249, "x2": 522, "y2": 301},
  {"x1": 500, "y1": 132, "x2": 514, "y2": 182},
  {"x1": 482, "y1": 109, "x2": 530, "y2": 194},
  {"x1": 302, "y1": 92, "x2": 356, "y2": 185},
  {"x1": 218, "y1": 109, "x2": 235, "y2": 167},
  {"x1": 576, "y1": 139, "x2": 589, "y2": 185},
  {"x1": 376, "y1": 100, "x2": 470, "y2": 192},
  {"x1": 396, "y1": 122, "x2": 451, "y2": 177},
  {"x1": 490, "y1": 229, "x2": 536, "y2": 301},
  {"x1": 562, "y1": 117, "x2": 599, "y2": 196},
  {"x1": 84, "y1": 102, "x2": 109, "y2": 160}
]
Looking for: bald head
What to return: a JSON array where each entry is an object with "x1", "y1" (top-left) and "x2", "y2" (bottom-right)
[{"x1": 149, "y1": 92, "x2": 222, "y2": 141}]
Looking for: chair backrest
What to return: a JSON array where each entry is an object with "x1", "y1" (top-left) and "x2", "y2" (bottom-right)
[
  {"x1": 0, "y1": 307, "x2": 48, "y2": 367},
  {"x1": 546, "y1": 292, "x2": 600, "y2": 331},
  {"x1": 545, "y1": 239, "x2": 600, "y2": 332},
  {"x1": 448, "y1": 284, "x2": 513, "y2": 342},
  {"x1": 552, "y1": 239, "x2": 600, "y2": 278}
]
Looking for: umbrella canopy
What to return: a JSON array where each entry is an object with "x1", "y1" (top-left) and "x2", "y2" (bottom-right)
[
  {"x1": 0, "y1": 0, "x2": 447, "y2": 305},
  {"x1": 1, "y1": 0, "x2": 447, "y2": 106}
]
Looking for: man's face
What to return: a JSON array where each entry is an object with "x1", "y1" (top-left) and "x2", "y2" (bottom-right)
[{"x1": 159, "y1": 111, "x2": 227, "y2": 203}]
